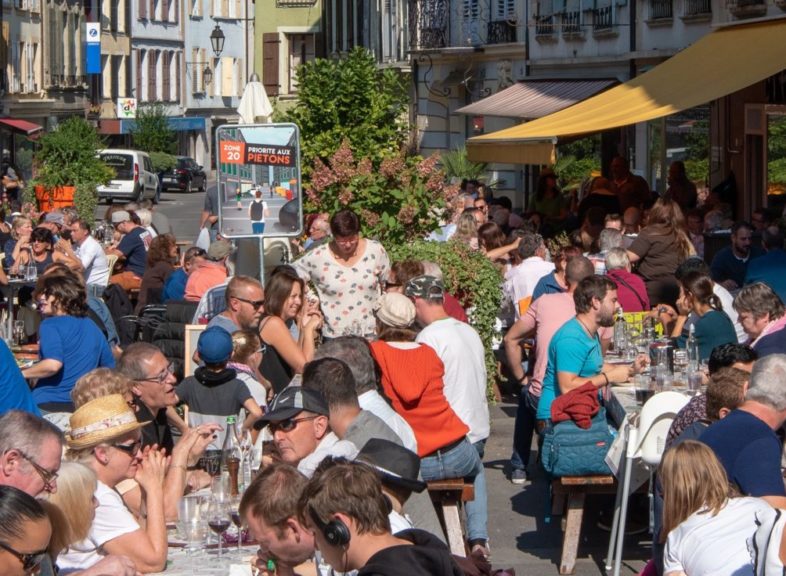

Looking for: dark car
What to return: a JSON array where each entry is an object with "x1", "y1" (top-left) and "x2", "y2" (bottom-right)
[
  {"x1": 160, "y1": 156, "x2": 206, "y2": 192},
  {"x1": 278, "y1": 198, "x2": 301, "y2": 232}
]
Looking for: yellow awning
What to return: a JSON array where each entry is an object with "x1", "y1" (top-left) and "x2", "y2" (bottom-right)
[{"x1": 466, "y1": 17, "x2": 786, "y2": 165}]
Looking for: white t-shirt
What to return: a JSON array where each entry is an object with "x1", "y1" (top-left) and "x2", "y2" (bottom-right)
[
  {"x1": 358, "y1": 390, "x2": 418, "y2": 454},
  {"x1": 75, "y1": 235, "x2": 109, "y2": 287},
  {"x1": 664, "y1": 496, "x2": 769, "y2": 576},
  {"x1": 297, "y1": 432, "x2": 359, "y2": 478},
  {"x1": 416, "y1": 317, "x2": 490, "y2": 444},
  {"x1": 504, "y1": 257, "x2": 555, "y2": 318},
  {"x1": 57, "y1": 481, "x2": 140, "y2": 572}
]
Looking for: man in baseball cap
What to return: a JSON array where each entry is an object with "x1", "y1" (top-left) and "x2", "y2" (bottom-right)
[{"x1": 184, "y1": 239, "x2": 232, "y2": 302}]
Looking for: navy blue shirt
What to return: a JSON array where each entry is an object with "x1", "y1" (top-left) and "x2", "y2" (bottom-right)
[
  {"x1": 700, "y1": 409, "x2": 785, "y2": 497},
  {"x1": 532, "y1": 271, "x2": 566, "y2": 302},
  {"x1": 710, "y1": 245, "x2": 762, "y2": 288},
  {"x1": 117, "y1": 226, "x2": 151, "y2": 277},
  {"x1": 162, "y1": 267, "x2": 188, "y2": 302}
]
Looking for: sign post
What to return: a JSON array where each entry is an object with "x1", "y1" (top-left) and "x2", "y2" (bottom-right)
[{"x1": 85, "y1": 23, "x2": 101, "y2": 74}]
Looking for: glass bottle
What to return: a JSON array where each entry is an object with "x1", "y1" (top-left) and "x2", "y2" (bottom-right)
[{"x1": 221, "y1": 416, "x2": 242, "y2": 496}]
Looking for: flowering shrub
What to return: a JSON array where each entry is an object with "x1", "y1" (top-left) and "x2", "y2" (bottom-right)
[{"x1": 305, "y1": 139, "x2": 461, "y2": 246}]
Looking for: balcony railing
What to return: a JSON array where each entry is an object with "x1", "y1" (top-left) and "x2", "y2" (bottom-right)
[
  {"x1": 727, "y1": 0, "x2": 767, "y2": 15},
  {"x1": 487, "y1": 19, "x2": 517, "y2": 44},
  {"x1": 562, "y1": 10, "x2": 582, "y2": 34},
  {"x1": 535, "y1": 15, "x2": 556, "y2": 35},
  {"x1": 409, "y1": 0, "x2": 450, "y2": 49},
  {"x1": 650, "y1": 0, "x2": 673, "y2": 18},
  {"x1": 684, "y1": 0, "x2": 711, "y2": 15},
  {"x1": 593, "y1": 5, "x2": 614, "y2": 30}
]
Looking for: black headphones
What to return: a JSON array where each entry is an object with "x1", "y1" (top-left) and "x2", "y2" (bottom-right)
[{"x1": 309, "y1": 506, "x2": 351, "y2": 547}]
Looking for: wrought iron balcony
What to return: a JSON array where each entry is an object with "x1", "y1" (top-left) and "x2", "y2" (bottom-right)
[
  {"x1": 535, "y1": 15, "x2": 556, "y2": 36},
  {"x1": 684, "y1": 0, "x2": 711, "y2": 15},
  {"x1": 562, "y1": 10, "x2": 582, "y2": 34},
  {"x1": 409, "y1": 0, "x2": 450, "y2": 50},
  {"x1": 727, "y1": 0, "x2": 767, "y2": 16},
  {"x1": 593, "y1": 5, "x2": 614, "y2": 30},
  {"x1": 649, "y1": 0, "x2": 673, "y2": 19},
  {"x1": 487, "y1": 19, "x2": 517, "y2": 44}
]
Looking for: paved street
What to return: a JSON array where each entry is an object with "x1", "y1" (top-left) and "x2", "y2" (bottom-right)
[{"x1": 111, "y1": 191, "x2": 649, "y2": 575}]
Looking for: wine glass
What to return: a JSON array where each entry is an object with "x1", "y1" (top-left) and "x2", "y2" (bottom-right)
[
  {"x1": 207, "y1": 497, "x2": 231, "y2": 560},
  {"x1": 230, "y1": 495, "x2": 244, "y2": 553},
  {"x1": 178, "y1": 495, "x2": 208, "y2": 574},
  {"x1": 13, "y1": 320, "x2": 25, "y2": 346}
]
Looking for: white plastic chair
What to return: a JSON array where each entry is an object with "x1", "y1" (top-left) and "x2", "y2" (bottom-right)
[{"x1": 605, "y1": 391, "x2": 690, "y2": 576}]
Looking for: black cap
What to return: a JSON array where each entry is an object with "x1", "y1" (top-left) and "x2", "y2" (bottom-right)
[
  {"x1": 253, "y1": 386, "x2": 329, "y2": 430},
  {"x1": 355, "y1": 438, "x2": 427, "y2": 493}
]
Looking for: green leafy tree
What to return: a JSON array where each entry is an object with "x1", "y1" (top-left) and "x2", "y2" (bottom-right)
[
  {"x1": 278, "y1": 48, "x2": 409, "y2": 172},
  {"x1": 131, "y1": 103, "x2": 178, "y2": 172},
  {"x1": 439, "y1": 146, "x2": 488, "y2": 181}
]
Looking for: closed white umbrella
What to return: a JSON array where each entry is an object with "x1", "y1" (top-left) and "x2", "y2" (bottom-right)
[{"x1": 237, "y1": 73, "x2": 273, "y2": 124}]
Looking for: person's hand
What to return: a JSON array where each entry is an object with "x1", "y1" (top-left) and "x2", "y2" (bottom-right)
[
  {"x1": 185, "y1": 469, "x2": 212, "y2": 492},
  {"x1": 182, "y1": 424, "x2": 222, "y2": 464},
  {"x1": 606, "y1": 364, "x2": 633, "y2": 384},
  {"x1": 135, "y1": 449, "x2": 168, "y2": 492},
  {"x1": 82, "y1": 554, "x2": 139, "y2": 576},
  {"x1": 720, "y1": 279, "x2": 739, "y2": 291},
  {"x1": 675, "y1": 292, "x2": 691, "y2": 316},
  {"x1": 631, "y1": 353, "x2": 650, "y2": 375},
  {"x1": 253, "y1": 549, "x2": 295, "y2": 576},
  {"x1": 302, "y1": 310, "x2": 323, "y2": 332},
  {"x1": 54, "y1": 238, "x2": 73, "y2": 254},
  {"x1": 652, "y1": 304, "x2": 677, "y2": 327}
]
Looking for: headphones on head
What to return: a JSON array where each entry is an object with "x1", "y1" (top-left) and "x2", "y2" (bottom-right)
[{"x1": 309, "y1": 506, "x2": 351, "y2": 548}]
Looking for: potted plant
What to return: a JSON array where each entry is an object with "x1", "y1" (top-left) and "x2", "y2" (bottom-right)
[{"x1": 26, "y1": 117, "x2": 115, "y2": 221}]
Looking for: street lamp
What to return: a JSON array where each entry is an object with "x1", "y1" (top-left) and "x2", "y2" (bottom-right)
[
  {"x1": 210, "y1": 24, "x2": 225, "y2": 58},
  {"x1": 203, "y1": 66, "x2": 213, "y2": 86}
]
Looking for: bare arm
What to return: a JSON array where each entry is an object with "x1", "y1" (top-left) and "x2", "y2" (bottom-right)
[
  {"x1": 241, "y1": 397, "x2": 264, "y2": 431},
  {"x1": 626, "y1": 250, "x2": 640, "y2": 264},
  {"x1": 484, "y1": 237, "x2": 521, "y2": 261},
  {"x1": 22, "y1": 359, "x2": 63, "y2": 381},
  {"x1": 503, "y1": 316, "x2": 536, "y2": 382},
  {"x1": 260, "y1": 316, "x2": 311, "y2": 373}
]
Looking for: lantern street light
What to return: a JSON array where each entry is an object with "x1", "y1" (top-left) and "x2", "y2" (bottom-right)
[
  {"x1": 203, "y1": 66, "x2": 213, "y2": 86},
  {"x1": 210, "y1": 24, "x2": 225, "y2": 58}
]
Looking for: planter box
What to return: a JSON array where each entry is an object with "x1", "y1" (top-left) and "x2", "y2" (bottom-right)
[{"x1": 35, "y1": 185, "x2": 76, "y2": 212}]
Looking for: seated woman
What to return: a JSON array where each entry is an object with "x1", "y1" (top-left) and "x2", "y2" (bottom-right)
[
  {"x1": 671, "y1": 271, "x2": 737, "y2": 361},
  {"x1": 4, "y1": 215, "x2": 32, "y2": 270},
  {"x1": 450, "y1": 211, "x2": 480, "y2": 250},
  {"x1": 11, "y1": 226, "x2": 81, "y2": 277},
  {"x1": 369, "y1": 292, "x2": 488, "y2": 556},
  {"x1": 477, "y1": 222, "x2": 521, "y2": 271},
  {"x1": 660, "y1": 440, "x2": 770, "y2": 576},
  {"x1": 259, "y1": 268, "x2": 322, "y2": 394},
  {"x1": 136, "y1": 233, "x2": 178, "y2": 312},
  {"x1": 0, "y1": 485, "x2": 52, "y2": 576},
  {"x1": 43, "y1": 462, "x2": 136, "y2": 576},
  {"x1": 21, "y1": 268, "x2": 115, "y2": 414},
  {"x1": 230, "y1": 329, "x2": 270, "y2": 408},
  {"x1": 733, "y1": 283, "x2": 786, "y2": 358},
  {"x1": 59, "y1": 394, "x2": 168, "y2": 574}
]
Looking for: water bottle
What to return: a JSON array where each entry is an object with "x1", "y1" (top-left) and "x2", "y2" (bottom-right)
[
  {"x1": 613, "y1": 309, "x2": 628, "y2": 354},
  {"x1": 686, "y1": 324, "x2": 700, "y2": 368},
  {"x1": 220, "y1": 416, "x2": 242, "y2": 496}
]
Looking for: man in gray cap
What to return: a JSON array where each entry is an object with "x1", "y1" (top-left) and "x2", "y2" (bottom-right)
[
  {"x1": 184, "y1": 238, "x2": 232, "y2": 302},
  {"x1": 40, "y1": 211, "x2": 65, "y2": 237},
  {"x1": 405, "y1": 274, "x2": 490, "y2": 556},
  {"x1": 106, "y1": 209, "x2": 152, "y2": 291}
]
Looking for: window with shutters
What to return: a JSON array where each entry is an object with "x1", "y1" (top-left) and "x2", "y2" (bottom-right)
[
  {"x1": 190, "y1": 0, "x2": 201, "y2": 16},
  {"x1": 162, "y1": 51, "x2": 171, "y2": 101},
  {"x1": 287, "y1": 34, "x2": 315, "y2": 94},
  {"x1": 262, "y1": 33, "x2": 280, "y2": 97},
  {"x1": 111, "y1": 55, "x2": 120, "y2": 100},
  {"x1": 137, "y1": 49, "x2": 144, "y2": 98},
  {"x1": 495, "y1": 0, "x2": 516, "y2": 19},
  {"x1": 148, "y1": 50, "x2": 157, "y2": 101},
  {"x1": 220, "y1": 56, "x2": 233, "y2": 97},
  {"x1": 221, "y1": 0, "x2": 229, "y2": 17},
  {"x1": 175, "y1": 53, "x2": 181, "y2": 102},
  {"x1": 139, "y1": 0, "x2": 147, "y2": 19}
]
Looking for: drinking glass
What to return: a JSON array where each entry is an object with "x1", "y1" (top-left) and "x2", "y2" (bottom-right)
[
  {"x1": 25, "y1": 263, "x2": 37, "y2": 282},
  {"x1": 178, "y1": 495, "x2": 208, "y2": 574},
  {"x1": 207, "y1": 497, "x2": 231, "y2": 560},
  {"x1": 230, "y1": 495, "x2": 244, "y2": 553},
  {"x1": 13, "y1": 320, "x2": 25, "y2": 346}
]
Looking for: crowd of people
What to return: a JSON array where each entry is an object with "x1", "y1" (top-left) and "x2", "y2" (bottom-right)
[{"x1": 2, "y1": 155, "x2": 786, "y2": 576}]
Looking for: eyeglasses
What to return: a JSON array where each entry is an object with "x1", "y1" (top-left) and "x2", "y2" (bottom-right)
[
  {"x1": 13, "y1": 450, "x2": 58, "y2": 492},
  {"x1": 269, "y1": 416, "x2": 319, "y2": 434},
  {"x1": 234, "y1": 296, "x2": 266, "y2": 309},
  {"x1": 0, "y1": 540, "x2": 48, "y2": 572},
  {"x1": 135, "y1": 362, "x2": 175, "y2": 385},
  {"x1": 256, "y1": 345, "x2": 267, "y2": 354},
  {"x1": 112, "y1": 440, "x2": 142, "y2": 457}
]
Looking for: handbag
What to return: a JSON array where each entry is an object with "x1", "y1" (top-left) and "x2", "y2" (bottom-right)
[{"x1": 541, "y1": 406, "x2": 615, "y2": 477}]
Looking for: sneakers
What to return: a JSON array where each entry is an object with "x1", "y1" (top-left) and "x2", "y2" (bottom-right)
[{"x1": 510, "y1": 468, "x2": 528, "y2": 485}]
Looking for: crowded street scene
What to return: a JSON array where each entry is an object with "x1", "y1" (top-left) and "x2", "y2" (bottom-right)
[{"x1": 2, "y1": 2, "x2": 786, "y2": 576}]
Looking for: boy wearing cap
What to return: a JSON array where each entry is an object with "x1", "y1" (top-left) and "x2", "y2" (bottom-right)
[
  {"x1": 106, "y1": 210, "x2": 152, "y2": 291},
  {"x1": 177, "y1": 326, "x2": 263, "y2": 449}
]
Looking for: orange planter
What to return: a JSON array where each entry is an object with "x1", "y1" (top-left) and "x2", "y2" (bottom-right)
[{"x1": 34, "y1": 184, "x2": 76, "y2": 212}]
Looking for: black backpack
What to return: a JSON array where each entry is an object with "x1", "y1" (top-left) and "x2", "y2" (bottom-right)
[{"x1": 250, "y1": 200, "x2": 264, "y2": 221}]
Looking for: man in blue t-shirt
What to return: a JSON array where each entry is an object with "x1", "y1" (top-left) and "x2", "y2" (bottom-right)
[
  {"x1": 701, "y1": 354, "x2": 786, "y2": 507},
  {"x1": 710, "y1": 221, "x2": 762, "y2": 292},
  {"x1": 536, "y1": 275, "x2": 648, "y2": 423},
  {"x1": 0, "y1": 340, "x2": 40, "y2": 416},
  {"x1": 106, "y1": 209, "x2": 151, "y2": 291}
]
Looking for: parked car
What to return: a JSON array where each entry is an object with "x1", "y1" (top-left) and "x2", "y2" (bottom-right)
[
  {"x1": 160, "y1": 156, "x2": 206, "y2": 192},
  {"x1": 96, "y1": 149, "x2": 159, "y2": 203}
]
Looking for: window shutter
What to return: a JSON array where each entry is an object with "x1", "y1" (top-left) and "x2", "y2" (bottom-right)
[
  {"x1": 136, "y1": 49, "x2": 143, "y2": 99},
  {"x1": 175, "y1": 52, "x2": 181, "y2": 102},
  {"x1": 162, "y1": 51, "x2": 170, "y2": 101},
  {"x1": 139, "y1": 0, "x2": 146, "y2": 19},
  {"x1": 164, "y1": 0, "x2": 171, "y2": 21},
  {"x1": 148, "y1": 50, "x2": 156, "y2": 101},
  {"x1": 262, "y1": 33, "x2": 279, "y2": 96}
]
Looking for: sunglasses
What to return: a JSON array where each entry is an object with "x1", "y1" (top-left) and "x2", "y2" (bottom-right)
[
  {"x1": 269, "y1": 416, "x2": 318, "y2": 434},
  {"x1": 0, "y1": 540, "x2": 48, "y2": 572},
  {"x1": 14, "y1": 450, "x2": 58, "y2": 492},
  {"x1": 234, "y1": 296, "x2": 266, "y2": 309},
  {"x1": 112, "y1": 440, "x2": 142, "y2": 457}
]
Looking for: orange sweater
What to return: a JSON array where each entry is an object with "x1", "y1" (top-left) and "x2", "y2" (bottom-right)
[{"x1": 370, "y1": 341, "x2": 469, "y2": 457}]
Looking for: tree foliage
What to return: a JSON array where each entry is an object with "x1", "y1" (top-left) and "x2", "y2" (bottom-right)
[
  {"x1": 131, "y1": 103, "x2": 178, "y2": 171},
  {"x1": 439, "y1": 146, "x2": 488, "y2": 181},
  {"x1": 277, "y1": 48, "x2": 409, "y2": 172}
]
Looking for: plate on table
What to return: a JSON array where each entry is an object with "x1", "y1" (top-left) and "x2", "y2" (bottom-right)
[{"x1": 15, "y1": 358, "x2": 35, "y2": 370}]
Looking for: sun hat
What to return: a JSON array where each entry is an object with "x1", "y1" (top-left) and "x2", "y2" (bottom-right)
[
  {"x1": 43, "y1": 212, "x2": 64, "y2": 227},
  {"x1": 66, "y1": 394, "x2": 147, "y2": 450},
  {"x1": 253, "y1": 386, "x2": 328, "y2": 430},
  {"x1": 355, "y1": 438, "x2": 427, "y2": 493},
  {"x1": 404, "y1": 275, "x2": 444, "y2": 301},
  {"x1": 197, "y1": 326, "x2": 234, "y2": 364},
  {"x1": 110, "y1": 210, "x2": 131, "y2": 224},
  {"x1": 373, "y1": 292, "x2": 416, "y2": 328},
  {"x1": 207, "y1": 239, "x2": 233, "y2": 261}
]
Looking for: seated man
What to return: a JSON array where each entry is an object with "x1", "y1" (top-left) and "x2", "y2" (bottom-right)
[
  {"x1": 700, "y1": 354, "x2": 786, "y2": 507},
  {"x1": 106, "y1": 210, "x2": 152, "y2": 291},
  {"x1": 299, "y1": 460, "x2": 462, "y2": 576},
  {"x1": 185, "y1": 239, "x2": 231, "y2": 302},
  {"x1": 162, "y1": 246, "x2": 205, "y2": 302}
]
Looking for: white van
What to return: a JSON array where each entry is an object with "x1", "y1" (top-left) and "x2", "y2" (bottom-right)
[{"x1": 97, "y1": 149, "x2": 159, "y2": 203}]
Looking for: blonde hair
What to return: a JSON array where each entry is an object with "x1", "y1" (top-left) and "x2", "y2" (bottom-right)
[
  {"x1": 45, "y1": 462, "x2": 97, "y2": 554},
  {"x1": 11, "y1": 216, "x2": 31, "y2": 239},
  {"x1": 659, "y1": 440, "x2": 733, "y2": 542},
  {"x1": 231, "y1": 329, "x2": 261, "y2": 365},
  {"x1": 71, "y1": 368, "x2": 134, "y2": 408}
]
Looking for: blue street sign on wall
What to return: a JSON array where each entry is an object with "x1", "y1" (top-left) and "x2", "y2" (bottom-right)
[{"x1": 86, "y1": 23, "x2": 101, "y2": 74}]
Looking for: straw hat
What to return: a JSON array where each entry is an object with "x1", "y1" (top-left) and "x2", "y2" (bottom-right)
[{"x1": 66, "y1": 394, "x2": 148, "y2": 450}]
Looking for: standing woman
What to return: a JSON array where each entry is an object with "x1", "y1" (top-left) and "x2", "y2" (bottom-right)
[
  {"x1": 293, "y1": 209, "x2": 390, "y2": 339},
  {"x1": 627, "y1": 198, "x2": 694, "y2": 306},
  {"x1": 0, "y1": 485, "x2": 52, "y2": 576},
  {"x1": 259, "y1": 268, "x2": 322, "y2": 394}
]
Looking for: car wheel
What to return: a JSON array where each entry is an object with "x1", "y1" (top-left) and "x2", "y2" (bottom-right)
[{"x1": 197, "y1": 176, "x2": 205, "y2": 192}]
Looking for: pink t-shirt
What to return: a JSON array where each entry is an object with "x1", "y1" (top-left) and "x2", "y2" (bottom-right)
[{"x1": 521, "y1": 293, "x2": 612, "y2": 396}]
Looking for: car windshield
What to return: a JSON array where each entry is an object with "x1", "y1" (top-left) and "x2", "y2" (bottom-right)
[
  {"x1": 100, "y1": 153, "x2": 133, "y2": 179},
  {"x1": 176, "y1": 159, "x2": 189, "y2": 168}
]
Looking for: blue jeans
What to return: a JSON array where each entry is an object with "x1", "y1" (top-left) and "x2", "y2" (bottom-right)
[
  {"x1": 420, "y1": 437, "x2": 488, "y2": 543},
  {"x1": 511, "y1": 385, "x2": 539, "y2": 470}
]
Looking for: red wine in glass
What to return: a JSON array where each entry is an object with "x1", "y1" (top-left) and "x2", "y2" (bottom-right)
[
  {"x1": 231, "y1": 511, "x2": 242, "y2": 527},
  {"x1": 209, "y1": 519, "x2": 231, "y2": 535}
]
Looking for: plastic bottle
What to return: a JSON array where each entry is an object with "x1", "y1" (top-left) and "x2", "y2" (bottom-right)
[
  {"x1": 613, "y1": 309, "x2": 628, "y2": 353},
  {"x1": 221, "y1": 415, "x2": 242, "y2": 496},
  {"x1": 686, "y1": 324, "x2": 700, "y2": 368}
]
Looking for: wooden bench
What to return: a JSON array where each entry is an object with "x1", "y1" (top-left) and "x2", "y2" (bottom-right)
[
  {"x1": 427, "y1": 478, "x2": 475, "y2": 556},
  {"x1": 552, "y1": 475, "x2": 616, "y2": 574}
]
